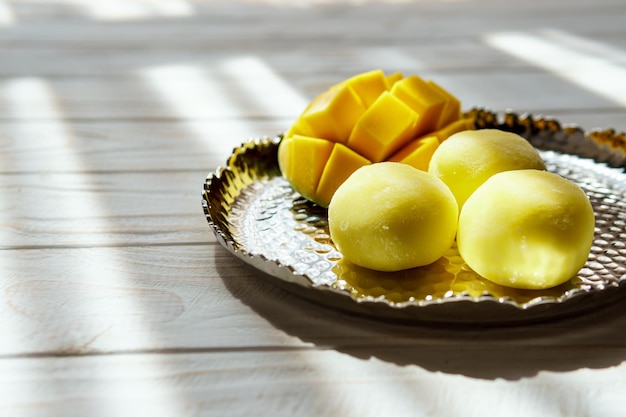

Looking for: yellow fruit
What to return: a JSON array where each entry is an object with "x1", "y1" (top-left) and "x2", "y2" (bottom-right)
[
  {"x1": 390, "y1": 75, "x2": 448, "y2": 136},
  {"x1": 457, "y1": 170, "x2": 595, "y2": 290},
  {"x1": 286, "y1": 83, "x2": 366, "y2": 143},
  {"x1": 328, "y1": 162, "x2": 459, "y2": 272},
  {"x1": 339, "y1": 69, "x2": 390, "y2": 108},
  {"x1": 388, "y1": 118, "x2": 475, "y2": 170},
  {"x1": 279, "y1": 70, "x2": 467, "y2": 206},
  {"x1": 316, "y1": 143, "x2": 371, "y2": 207},
  {"x1": 347, "y1": 92, "x2": 420, "y2": 162},
  {"x1": 387, "y1": 135, "x2": 439, "y2": 171},
  {"x1": 277, "y1": 135, "x2": 334, "y2": 202},
  {"x1": 428, "y1": 80, "x2": 462, "y2": 129},
  {"x1": 428, "y1": 129, "x2": 546, "y2": 210},
  {"x1": 277, "y1": 135, "x2": 370, "y2": 206}
]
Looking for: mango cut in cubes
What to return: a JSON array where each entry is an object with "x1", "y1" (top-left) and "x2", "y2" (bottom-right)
[
  {"x1": 388, "y1": 118, "x2": 475, "y2": 171},
  {"x1": 347, "y1": 92, "x2": 420, "y2": 162},
  {"x1": 286, "y1": 86, "x2": 366, "y2": 143},
  {"x1": 277, "y1": 135, "x2": 334, "y2": 202},
  {"x1": 279, "y1": 69, "x2": 469, "y2": 207},
  {"x1": 278, "y1": 135, "x2": 371, "y2": 207},
  {"x1": 389, "y1": 75, "x2": 448, "y2": 137}
]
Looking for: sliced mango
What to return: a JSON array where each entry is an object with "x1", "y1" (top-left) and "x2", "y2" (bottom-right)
[
  {"x1": 286, "y1": 84, "x2": 366, "y2": 143},
  {"x1": 435, "y1": 117, "x2": 475, "y2": 142},
  {"x1": 428, "y1": 81, "x2": 462, "y2": 129},
  {"x1": 277, "y1": 135, "x2": 334, "y2": 202},
  {"x1": 279, "y1": 70, "x2": 470, "y2": 207},
  {"x1": 342, "y1": 69, "x2": 390, "y2": 109},
  {"x1": 347, "y1": 92, "x2": 420, "y2": 162},
  {"x1": 388, "y1": 118, "x2": 476, "y2": 171},
  {"x1": 390, "y1": 75, "x2": 447, "y2": 137},
  {"x1": 388, "y1": 135, "x2": 439, "y2": 171},
  {"x1": 316, "y1": 144, "x2": 371, "y2": 207},
  {"x1": 384, "y1": 71, "x2": 404, "y2": 89}
]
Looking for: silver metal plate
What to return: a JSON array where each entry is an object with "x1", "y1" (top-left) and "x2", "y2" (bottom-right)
[{"x1": 202, "y1": 109, "x2": 626, "y2": 325}]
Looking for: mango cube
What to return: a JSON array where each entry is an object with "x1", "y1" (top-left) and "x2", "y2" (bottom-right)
[
  {"x1": 342, "y1": 69, "x2": 390, "y2": 109},
  {"x1": 277, "y1": 135, "x2": 334, "y2": 202},
  {"x1": 434, "y1": 118, "x2": 475, "y2": 142},
  {"x1": 385, "y1": 72, "x2": 404, "y2": 89},
  {"x1": 391, "y1": 75, "x2": 447, "y2": 136},
  {"x1": 316, "y1": 143, "x2": 371, "y2": 207},
  {"x1": 428, "y1": 81, "x2": 462, "y2": 129},
  {"x1": 388, "y1": 135, "x2": 439, "y2": 171},
  {"x1": 388, "y1": 118, "x2": 474, "y2": 170},
  {"x1": 347, "y1": 92, "x2": 420, "y2": 162},
  {"x1": 288, "y1": 84, "x2": 366, "y2": 143}
]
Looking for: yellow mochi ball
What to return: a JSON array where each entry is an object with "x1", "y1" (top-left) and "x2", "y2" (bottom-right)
[
  {"x1": 428, "y1": 129, "x2": 547, "y2": 209},
  {"x1": 457, "y1": 169, "x2": 595, "y2": 290},
  {"x1": 328, "y1": 162, "x2": 458, "y2": 272}
]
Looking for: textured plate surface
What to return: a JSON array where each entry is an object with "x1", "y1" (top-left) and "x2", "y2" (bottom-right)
[{"x1": 202, "y1": 109, "x2": 626, "y2": 325}]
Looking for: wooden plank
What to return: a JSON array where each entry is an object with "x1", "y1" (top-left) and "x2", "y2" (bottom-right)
[
  {"x1": 2, "y1": 0, "x2": 625, "y2": 44},
  {"x1": 0, "y1": 72, "x2": 621, "y2": 127},
  {"x1": 0, "y1": 119, "x2": 289, "y2": 173},
  {"x1": 0, "y1": 349, "x2": 625, "y2": 417},
  {"x1": 0, "y1": 171, "x2": 214, "y2": 247},
  {"x1": 2, "y1": 244, "x2": 626, "y2": 356},
  {"x1": 0, "y1": 75, "x2": 305, "y2": 121}
]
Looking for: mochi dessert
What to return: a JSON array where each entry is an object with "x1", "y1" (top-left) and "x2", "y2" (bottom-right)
[
  {"x1": 328, "y1": 162, "x2": 458, "y2": 272},
  {"x1": 457, "y1": 169, "x2": 595, "y2": 289},
  {"x1": 428, "y1": 129, "x2": 547, "y2": 209}
]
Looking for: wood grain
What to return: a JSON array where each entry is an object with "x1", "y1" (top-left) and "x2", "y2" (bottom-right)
[
  {"x1": 2, "y1": 0, "x2": 626, "y2": 414},
  {"x1": 0, "y1": 349, "x2": 625, "y2": 417}
]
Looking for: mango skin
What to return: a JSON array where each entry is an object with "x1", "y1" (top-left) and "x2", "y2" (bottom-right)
[
  {"x1": 428, "y1": 129, "x2": 547, "y2": 210},
  {"x1": 457, "y1": 169, "x2": 595, "y2": 290},
  {"x1": 328, "y1": 162, "x2": 459, "y2": 272}
]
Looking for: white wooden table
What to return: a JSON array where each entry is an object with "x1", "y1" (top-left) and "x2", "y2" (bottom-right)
[{"x1": 2, "y1": 0, "x2": 626, "y2": 415}]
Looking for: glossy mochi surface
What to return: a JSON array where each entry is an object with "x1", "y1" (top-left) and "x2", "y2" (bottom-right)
[
  {"x1": 457, "y1": 169, "x2": 595, "y2": 290},
  {"x1": 428, "y1": 129, "x2": 547, "y2": 210},
  {"x1": 328, "y1": 162, "x2": 459, "y2": 272},
  {"x1": 278, "y1": 70, "x2": 467, "y2": 207}
]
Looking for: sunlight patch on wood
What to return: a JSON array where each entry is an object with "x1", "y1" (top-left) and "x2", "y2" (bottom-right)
[
  {"x1": 484, "y1": 30, "x2": 626, "y2": 107},
  {"x1": 0, "y1": 1, "x2": 15, "y2": 25},
  {"x1": 0, "y1": 77, "x2": 188, "y2": 415},
  {"x1": 139, "y1": 56, "x2": 307, "y2": 160},
  {"x1": 54, "y1": 0, "x2": 195, "y2": 21}
]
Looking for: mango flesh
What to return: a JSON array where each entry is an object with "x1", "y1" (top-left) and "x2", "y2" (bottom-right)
[
  {"x1": 390, "y1": 75, "x2": 448, "y2": 136},
  {"x1": 347, "y1": 91, "x2": 420, "y2": 162},
  {"x1": 428, "y1": 80, "x2": 462, "y2": 129},
  {"x1": 328, "y1": 162, "x2": 459, "y2": 272},
  {"x1": 387, "y1": 135, "x2": 439, "y2": 171},
  {"x1": 279, "y1": 70, "x2": 467, "y2": 207},
  {"x1": 388, "y1": 118, "x2": 474, "y2": 170},
  {"x1": 457, "y1": 170, "x2": 595, "y2": 290},
  {"x1": 316, "y1": 143, "x2": 371, "y2": 207},
  {"x1": 287, "y1": 84, "x2": 366, "y2": 143},
  {"x1": 277, "y1": 135, "x2": 334, "y2": 203},
  {"x1": 278, "y1": 136, "x2": 369, "y2": 206},
  {"x1": 428, "y1": 129, "x2": 546, "y2": 210}
]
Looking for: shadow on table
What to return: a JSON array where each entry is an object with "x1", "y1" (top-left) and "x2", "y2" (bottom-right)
[{"x1": 217, "y1": 253, "x2": 626, "y2": 381}]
